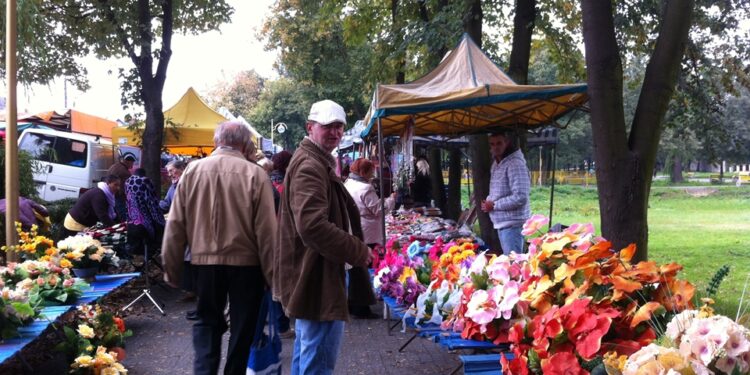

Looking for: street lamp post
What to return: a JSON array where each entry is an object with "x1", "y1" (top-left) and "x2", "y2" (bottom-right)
[{"x1": 270, "y1": 119, "x2": 287, "y2": 155}]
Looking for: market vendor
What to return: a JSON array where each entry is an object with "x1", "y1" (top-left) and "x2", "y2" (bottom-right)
[
  {"x1": 481, "y1": 132, "x2": 530, "y2": 255},
  {"x1": 62, "y1": 175, "x2": 120, "y2": 238}
]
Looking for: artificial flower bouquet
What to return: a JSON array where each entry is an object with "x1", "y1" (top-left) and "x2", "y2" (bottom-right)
[
  {"x1": 0, "y1": 223, "x2": 56, "y2": 262},
  {"x1": 605, "y1": 301, "x2": 750, "y2": 375},
  {"x1": 70, "y1": 345, "x2": 128, "y2": 375},
  {"x1": 0, "y1": 284, "x2": 40, "y2": 339},
  {"x1": 57, "y1": 304, "x2": 132, "y2": 374},
  {"x1": 57, "y1": 235, "x2": 120, "y2": 270},
  {"x1": 499, "y1": 215, "x2": 696, "y2": 374},
  {"x1": 0, "y1": 260, "x2": 89, "y2": 306},
  {"x1": 373, "y1": 237, "x2": 431, "y2": 306}
]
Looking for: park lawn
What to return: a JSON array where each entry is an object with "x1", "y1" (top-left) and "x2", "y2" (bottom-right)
[{"x1": 528, "y1": 185, "x2": 750, "y2": 317}]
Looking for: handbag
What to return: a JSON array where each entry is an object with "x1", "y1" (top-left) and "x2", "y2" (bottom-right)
[{"x1": 246, "y1": 292, "x2": 282, "y2": 375}]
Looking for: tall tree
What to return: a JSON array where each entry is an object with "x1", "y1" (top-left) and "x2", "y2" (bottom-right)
[
  {"x1": 0, "y1": 0, "x2": 88, "y2": 89},
  {"x1": 207, "y1": 70, "x2": 265, "y2": 120},
  {"x1": 582, "y1": 0, "x2": 694, "y2": 261},
  {"x1": 48, "y1": 0, "x2": 232, "y2": 187},
  {"x1": 248, "y1": 78, "x2": 309, "y2": 151}
]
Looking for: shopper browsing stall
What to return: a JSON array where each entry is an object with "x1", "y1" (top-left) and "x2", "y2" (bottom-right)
[
  {"x1": 162, "y1": 122, "x2": 277, "y2": 375},
  {"x1": 344, "y1": 158, "x2": 395, "y2": 319},
  {"x1": 275, "y1": 100, "x2": 372, "y2": 375}
]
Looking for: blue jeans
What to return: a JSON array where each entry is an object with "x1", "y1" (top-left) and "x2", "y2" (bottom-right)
[
  {"x1": 291, "y1": 319, "x2": 345, "y2": 375},
  {"x1": 498, "y1": 226, "x2": 524, "y2": 255}
]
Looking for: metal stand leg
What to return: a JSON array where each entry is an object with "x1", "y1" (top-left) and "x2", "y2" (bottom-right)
[{"x1": 122, "y1": 244, "x2": 166, "y2": 316}]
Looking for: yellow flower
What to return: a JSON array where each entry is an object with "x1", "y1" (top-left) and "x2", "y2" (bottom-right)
[
  {"x1": 73, "y1": 355, "x2": 93, "y2": 368},
  {"x1": 603, "y1": 351, "x2": 627, "y2": 374},
  {"x1": 77, "y1": 324, "x2": 95, "y2": 339},
  {"x1": 85, "y1": 345, "x2": 93, "y2": 352},
  {"x1": 398, "y1": 267, "x2": 416, "y2": 284},
  {"x1": 60, "y1": 259, "x2": 73, "y2": 268}
]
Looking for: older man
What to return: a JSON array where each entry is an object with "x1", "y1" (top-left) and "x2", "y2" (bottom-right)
[
  {"x1": 275, "y1": 100, "x2": 372, "y2": 375},
  {"x1": 162, "y1": 122, "x2": 276, "y2": 375}
]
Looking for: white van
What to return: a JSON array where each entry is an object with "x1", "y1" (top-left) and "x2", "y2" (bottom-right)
[{"x1": 18, "y1": 128, "x2": 115, "y2": 201}]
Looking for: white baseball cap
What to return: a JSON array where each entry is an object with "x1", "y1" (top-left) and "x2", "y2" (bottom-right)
[{"x1": 308, "y1": 100, "x2": 346, "y2": 126}]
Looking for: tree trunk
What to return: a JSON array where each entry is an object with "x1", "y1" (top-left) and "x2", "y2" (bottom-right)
[
  {"x1": 141, "y1": 89, "x2": 165, "y2": 189},
  {"x1": 507, "y1": 0, "x2": 536, "y2": 84},
  {"x1": 463, "y1": 0, "x2": 499, "y2": 248},
  {"x1": 392, "y1": 0, "x2": 405, "y2": 84},
  {"x1": 582, "y1": 0, "x2": 693, "y2": 262},
  {"x1": 670, "y1": 156, "x2": 684, "y2": 183},
  {"x1": 446, "y1": 147, "x2": 462, "y2": 220}
]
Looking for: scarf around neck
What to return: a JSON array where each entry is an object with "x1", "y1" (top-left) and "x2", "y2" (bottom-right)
[{"x1": 96, "y1": 181, "x2": 117, "y2": 221}]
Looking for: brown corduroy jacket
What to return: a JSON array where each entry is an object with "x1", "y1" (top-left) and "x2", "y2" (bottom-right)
[{"x1": 274, "y1": 138, "x2": 370, "y2": 321}]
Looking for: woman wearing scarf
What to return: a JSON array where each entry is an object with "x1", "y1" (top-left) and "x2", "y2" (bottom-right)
[
  {"x1": 344, "y1": 158, "x2": 396, "y2": 319},
  {"x1": 125, "y1": 169, "x2": 166, "y2": 257},
  {"x1": 62, "y1": 175, "x2": 121, "y2": 239}
]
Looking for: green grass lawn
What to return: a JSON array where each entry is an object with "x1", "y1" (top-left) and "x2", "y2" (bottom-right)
[{"x1": 524, "y1": 185, "x2": 750, "y2": 318}]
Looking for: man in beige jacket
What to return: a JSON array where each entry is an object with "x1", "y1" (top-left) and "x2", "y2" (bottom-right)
[{"x1": 162, "y1": 121, "x2": 276, "y2": 375}]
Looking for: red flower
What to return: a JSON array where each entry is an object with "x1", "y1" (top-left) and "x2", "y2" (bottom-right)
[
  {"x1": 541, "y1": 352, "x2": 588, "y2": 375},
  {"x1": 114, "y1": 317, "x2": 126, "y2": 333}
]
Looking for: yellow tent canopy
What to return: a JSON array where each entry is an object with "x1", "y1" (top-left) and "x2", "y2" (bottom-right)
[
  {"x1": 112, "y1": 87, "x2": 256, "y2": 155},
  {"x1": 361, "y1": 34, "x2": 589, "y2": 138}
]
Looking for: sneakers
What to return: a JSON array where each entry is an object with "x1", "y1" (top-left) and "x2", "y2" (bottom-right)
[{"x1": 279, "y1": 329, "x2": 295, "y2": 339}]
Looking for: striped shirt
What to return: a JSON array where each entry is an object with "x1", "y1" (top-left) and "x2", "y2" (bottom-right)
[{"x1": 486, "y1": 149, "x2": 531, "y2": 229}]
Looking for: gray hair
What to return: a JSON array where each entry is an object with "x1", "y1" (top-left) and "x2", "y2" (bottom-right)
[
  {"x1": 214, "y1": 121, "x2": 252, "y2": 149},
  {"x1": 166, "y1": 159, "x2": 187, "y2": 171}
]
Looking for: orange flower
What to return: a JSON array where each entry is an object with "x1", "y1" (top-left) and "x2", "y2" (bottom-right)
[
  {"x1": 654, "y1": 279, "x2": 695, "y2": 311},
  {"x1": 113, "y1": 317, "x2": 126, "y2": 333}
]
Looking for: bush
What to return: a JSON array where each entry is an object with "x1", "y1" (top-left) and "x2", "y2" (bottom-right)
[
  {"x1": 0, "y1": 147, "x2": 40, "y2": 200},
  {"x1": 45, "y1": 198, "x2": 78, "y2": 242}
]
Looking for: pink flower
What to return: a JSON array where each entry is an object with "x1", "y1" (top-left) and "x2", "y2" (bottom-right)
[
  {"x1": 63, "y1": 278, "x2": 75, "y2": 287},
  {"x1": 36, "y1": 277, "x2": 45, "y2": 286},
  {"x1": 493, "y1": 281, "x2": 520, "y2": 320},
  {"x1": 726, "y1": 330, "x2": 750, "y2": 358},
  {"x1": 465, "y1": 290, "x2": 497, "y2": 326},
  {"x1": 521, "y1": 214, "x2": 549, "y2": 236}
]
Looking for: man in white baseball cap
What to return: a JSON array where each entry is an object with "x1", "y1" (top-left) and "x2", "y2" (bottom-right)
[{"x1": 275, "y1": 99, "x2": 372, "y2": 374}]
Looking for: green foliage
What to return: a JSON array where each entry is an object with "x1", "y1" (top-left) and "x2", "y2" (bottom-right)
[
  {"x1": 207, "y1": 70, "x2": 265, "y2": 120},
  {"x1": 0, "y1": 0, "x2": 89, "y2": 89},
  {"x1": 705, "y1": 265, "x2": 731, "y2": 299},
  {"x1": 248, "y1": 78, "x2": 311, "y2": 150},
  {"x1": 45, "y1": 198, "x2": 77, "y2": 242},
  {"x1": 0, "y1": 148, "x2": 40, "y2": 200}
]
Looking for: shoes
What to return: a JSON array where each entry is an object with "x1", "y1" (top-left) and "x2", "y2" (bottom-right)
[
  {"x1": 279, "y1": 330, "x2": 295, "y2": 339},
  {"x1": 177, "y1": 292, "x2": 197, "y2": 303},
  {"x1": 186, "y1": 310, "x2": 199, "y2": 321}
]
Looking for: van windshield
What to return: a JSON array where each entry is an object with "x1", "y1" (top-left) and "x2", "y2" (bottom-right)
[{"x1": 19, "y1": 133, "x2": 88, "y2": 168}]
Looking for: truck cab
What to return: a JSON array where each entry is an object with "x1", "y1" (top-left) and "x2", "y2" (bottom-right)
[{"x1": 18, "y1": 128, "x2": 115, "y2": 201}]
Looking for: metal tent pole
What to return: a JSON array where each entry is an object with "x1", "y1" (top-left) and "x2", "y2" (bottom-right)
[{"x1": 378, "y1": 118, "x2": 387, "y2": 246}]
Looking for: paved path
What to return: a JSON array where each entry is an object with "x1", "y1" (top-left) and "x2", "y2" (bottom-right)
[{"x1": 120, "y1": 277, "x2": 462, "y2": 375}]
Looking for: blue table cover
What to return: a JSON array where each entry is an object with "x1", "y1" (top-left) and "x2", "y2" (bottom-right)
[{"x1": 0, "y1": 272, "x2": 140, "y2": 363}]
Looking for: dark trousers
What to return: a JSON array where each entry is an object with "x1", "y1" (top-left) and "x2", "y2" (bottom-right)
[{"x1": 193, "y1": 265, "x2": 265, "y2": 375}]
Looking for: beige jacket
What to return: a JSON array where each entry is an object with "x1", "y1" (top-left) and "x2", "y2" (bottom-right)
[
  {"x1": 344, "y1": 177, "x2": 394, "y2": 245},
  {"x1": 162, "y1": 148, "x2": 277, "y2": 285}
]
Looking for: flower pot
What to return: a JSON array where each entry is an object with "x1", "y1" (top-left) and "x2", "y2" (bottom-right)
[{"x1": 72, "y1": 267, "x2": 98, "y2": 280}]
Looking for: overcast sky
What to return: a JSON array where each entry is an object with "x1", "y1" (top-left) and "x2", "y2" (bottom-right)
[{"x1": 10, "y1": 0, "x2": 276, "y2": 120}]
